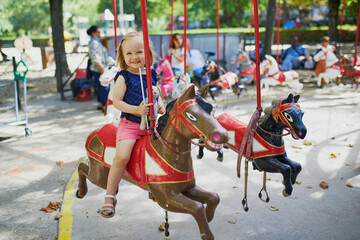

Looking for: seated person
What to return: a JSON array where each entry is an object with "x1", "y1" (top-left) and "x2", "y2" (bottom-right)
[
  {"x1": 280, "y1": 36, "x2": 313, "y2": 71},
  {"x1": 186, "y1": 39, "x2": 209, "y2": 86},
  {"x1": 249, "y1": 43, "x2": 264, "y2": 63}
]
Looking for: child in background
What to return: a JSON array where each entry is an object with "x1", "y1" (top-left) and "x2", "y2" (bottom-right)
[
  {"x1": 100, "y1": 32, "x2": 165, "y2": 218},
  {"x1": 168, "y1": 33, "x2": 185, "y2": 76}
]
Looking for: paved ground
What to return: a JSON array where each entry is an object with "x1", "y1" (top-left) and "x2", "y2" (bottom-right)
[{"x1": 0, "y1": 52, "x2": 359, "y2": 240}]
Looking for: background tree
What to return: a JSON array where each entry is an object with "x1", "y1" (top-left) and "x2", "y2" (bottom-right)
[
  {"x1": 263, "y1": 0, "x2": 277, "y2": 57},
  {"x1": 8, "y1": 0, "x2": 49, "y2": 35},
  {"x1": 328, "y1": 0, "x2": 340, "y2": 42},
  {"x1": 49, "y1": 0, "x2": 70, "y2": 92}
]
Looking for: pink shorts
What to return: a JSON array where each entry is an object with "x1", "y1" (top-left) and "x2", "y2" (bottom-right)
[{"x1": 116, "y1": 118, "x2": 148, "y2": 142}]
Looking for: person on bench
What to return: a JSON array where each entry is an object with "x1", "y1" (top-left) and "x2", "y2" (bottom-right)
[{"x1": 280, "y1": 36, "x2": 314, "y2": 71}]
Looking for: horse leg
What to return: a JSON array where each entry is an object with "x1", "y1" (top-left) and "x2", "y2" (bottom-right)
[
  {"x1": 279, "y1": 156, "x2": 302, "y2": 185},
  {"x1": 254, "y1": 157, "x2": 293, "y2": 197},
  {"x1": 77, "y1": 162, "x2": 89, "y2": 198},
  {"x1": 197, "y1": 146, "x2": 204, "y2": 159},
  {"x1": 216, "y1": 149, "x2": 223, "y2": 162},
  {"x1": 158, "y1": 193, "x2": 214, "y2": 240},
  {"x1": 184, "y1": 186, "x2": 220, "y2": 222}
]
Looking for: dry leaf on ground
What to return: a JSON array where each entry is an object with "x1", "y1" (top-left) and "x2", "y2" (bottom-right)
[
  {"x1": 303, "y1": 140, "x2": 312, "y2": 145},
  {"x1": 346, "y1": 183, "x2": 353, "y2": 188},
  {"x1": 320, "y1": 181, "x2": 329, "y2": 189},
  {"x1": 40, "y1": 201, "x2": 62, "y2": 213},
  {"x1": 269, "y1": 206, "x2": 279, "y2": 211},
  {"x1": 296, "y1": 181, "x2": 302, "y2": 184},
  {"x1": 330, "y1": 153, "x2": 337, "y2": 158},
  {"x1": 227, "y1": 219, "x2": 237, "y2": 224},
  {"x1": 292, "y1": 145, "x2": 302, "y2": 149},
  {"x1": 54, "y1": 213, "x2": 62, "y2": 220}
]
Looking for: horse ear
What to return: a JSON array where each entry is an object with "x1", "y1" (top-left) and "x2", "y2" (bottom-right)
[
  {"x1": 294, "y1": 94, "x2": 300, "y2": 103},
  {"x1": 198, "y1": 85, "x2": 209, "y2": 98},
  {"x1": 284, "y1": 93, "x2": 294, "y2": 103},
  {"x1": 179, "y1": 85, "x2": 196, "y2": 102}
]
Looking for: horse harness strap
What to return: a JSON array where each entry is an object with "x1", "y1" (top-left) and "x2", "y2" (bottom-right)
[
  {"x1": 237, "y1": 107, "x2": 262, "y2": 178},
  {"x1": 154, "y1": 128, "x2": 191, "y2": 155},
  {"x1": 257, "y1": 124, "x2": 291, "y2": 137}
]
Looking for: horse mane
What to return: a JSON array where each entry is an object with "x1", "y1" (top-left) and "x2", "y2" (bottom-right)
[
  {"x1": 156, "y1": 99, "x2": 177, "y2": 135},
  {"x1": 259, "y1": 98, "x2": 281, "y2": 123}
]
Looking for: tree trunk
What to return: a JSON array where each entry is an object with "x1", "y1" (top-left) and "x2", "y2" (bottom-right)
[
  {"x1": 49, "y1": 0, "x2": 70, "y2": 93},
  {"x1": 328, "y1": 0, "x2": 340, "y2": 43},
  {"x1": 263, "y1": 0, "x2": 276, "y2": 57},
  {"x1": 282, "y1": 0, "x2": 289, "y2": 27}
]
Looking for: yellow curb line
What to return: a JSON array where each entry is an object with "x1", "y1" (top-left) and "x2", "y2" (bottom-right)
[{"x1": 58, "y1": 158, "x2": 86, "y2": 240}]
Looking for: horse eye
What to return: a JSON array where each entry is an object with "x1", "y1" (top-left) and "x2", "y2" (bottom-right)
[
  {"x1": 283, "y1": 112, "x2": 293, "y2": 122},
  {"x1": 185, "y1": 112, "x2": 197, "y2": 122}
]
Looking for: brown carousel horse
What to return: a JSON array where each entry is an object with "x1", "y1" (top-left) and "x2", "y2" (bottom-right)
[{"x1": 77, "y1": 85, "x2": 228, "y2": 240}]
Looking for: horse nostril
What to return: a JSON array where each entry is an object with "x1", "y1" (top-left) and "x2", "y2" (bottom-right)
[
  {"x1": 212, "y1": 134, "x2": 220, "y2": 141},
  {"x1": 299, "y1": 131, "x2": 302, "y2": 136}
]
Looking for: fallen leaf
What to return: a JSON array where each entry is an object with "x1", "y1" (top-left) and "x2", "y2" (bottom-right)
[
  {"x1": 234, "y1": 211, "x2": 240, "y2": 214},
  {"x1": 303, "y1": 140, "x2": 312, "y2": 145},
  {"x1": 331, "y1": 137, "x2": 335, "y2": 140},
  {"x1": 266, "y1": 178, "x2": 271, "y2": 181},
  {"x1": 346, "y1": 183, "x2": 353, "y2": 188},
  {"x1": 345, "y1": 163, "x2": 350, "y2": 166},
  {"x1": 306, "y1": 185, "x2": 312, "y2": 189},
  {"x1": 40, "y1": 201, "x2": 62, "y2": 213},
  {"x1": 296, "y1": 181, "x2": 302, "y2": 185},
  {"x1": 158, "y1": 222, "x2": 166, "y2": 231},
  {"x1": 54, "y1": 213, "x2": 62, "y2": 220},
  {"x1": 269, "y1": 206, "x2": 278, "y2": 211},
  {"x1": 330, "y1": 153, "x2": 337, "y2": 158},
  {"x1": 349, "y1": 144, "x2": 353, "y2": 148},
  {"x1": 343, "y1": 138, "x2": 348, "y2": 141},
  {"x1": 232, "y1": 186, "x2": 238, "y2": 188},
  {"x1": 320, "y1": 181, "x2": 329, "y2": 189},
  {"x1": 227, "y1": 219, "x2": 237, "y2": 224},
  {"x1": 292, "y1": 145, "x2": 302, "y2": 149},
  {"x1": 56, "y1": 161, "x2": 64, "y2": 165}
]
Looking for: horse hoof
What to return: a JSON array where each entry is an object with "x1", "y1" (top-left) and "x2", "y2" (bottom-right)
[
  {"x1": 216, "y1": 156, "x2": 223, "y2": 162},
  {"x1": 197, "y1": 155, "x2": 203, "y2": 159},
  {"x1": 282, "y1": 189, "x2": 291, "y2": 197},
  {"x1": 76, "y1": 190, "x2": 84, "y2": 199}
]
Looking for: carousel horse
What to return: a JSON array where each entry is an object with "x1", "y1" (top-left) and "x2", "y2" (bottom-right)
[
  {"x1": 217, "y1": 93, "x2": 306, "y2": 202},
  {"x1": 155, "y1": 57, "x2": 174, "y2": 100},
  {"x1": 77, "y1": 85, "x2": 229, "y2": 240},
  {"x1": 259, "y1": 55, "x2": 303, "y2": 93},
  {"x1": 336, "y1": 55, "x2": 359, "y2": 89},
  {"x1": 99, "y1": 57, "x2": 121, "y2": 124},
  {"x1": 201, "y1": 60, "x2": 241, "y2": 101},
  {"x1": 231, "y1": 49, "x2": 256, "y2": 86},
  {"x1": 313, "y1": 47, "x2": 341, "y2": 88}
]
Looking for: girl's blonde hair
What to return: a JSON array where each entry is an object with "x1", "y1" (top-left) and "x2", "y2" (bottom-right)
[{"x1": 116, "y1": 31, "x2": 156, "y2": 70}]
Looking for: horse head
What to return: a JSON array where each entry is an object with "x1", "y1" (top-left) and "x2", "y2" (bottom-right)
[
  {"x1": 235, "y1": 50, "x2": 250, "y2": 65},
  {"x1": 201, "y1": 60, "x2": 216, "y2": 76},
  {"x1": 158, "y1": 85, "x2": 228, "y2": 152},
  {"x1": 269, "y1": 93, "x2": 307, "y2": 140},
  {"x1": 100, "y1": 57, "x2": 120, "y2": 86},
  {"x1": 262, "y1": 55, "x2": 279, "y2": 74}
]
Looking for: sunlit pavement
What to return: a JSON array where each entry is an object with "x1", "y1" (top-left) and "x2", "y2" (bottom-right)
[{"x1": 1, "y1": 84, "x2": 359, "y2": 240}]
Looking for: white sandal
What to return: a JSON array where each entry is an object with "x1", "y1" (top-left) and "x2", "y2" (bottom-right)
[{"x1": 100, "y1": 194, "x2": 117, "y2": 218}]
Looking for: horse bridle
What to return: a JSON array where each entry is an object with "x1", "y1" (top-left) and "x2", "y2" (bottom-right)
[{"x1": 154, "y1": 99, "x2": 209, "y2": 155}]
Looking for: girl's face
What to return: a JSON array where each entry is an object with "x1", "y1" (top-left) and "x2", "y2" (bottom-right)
[
  {"x1": 122, "y1": 36, "x2": 145, "y2": 72},
  {"x1": 174, "y1": 35, "x2": 183, "y2": 48}
]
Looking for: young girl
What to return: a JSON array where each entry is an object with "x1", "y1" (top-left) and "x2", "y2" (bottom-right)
[
  {"x1": 101, "y1": 32, "x2": 165, "y2": 218},
  {"x1": 168, "y1": 33, "x2": 185, "y2": 76}
]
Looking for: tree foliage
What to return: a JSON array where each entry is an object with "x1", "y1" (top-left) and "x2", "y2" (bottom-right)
[{"x1": 8, "y1": 0, "x2": 49, "y2": 35}]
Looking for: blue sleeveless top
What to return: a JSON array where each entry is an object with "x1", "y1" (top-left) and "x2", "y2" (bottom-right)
[{"x1": 114, "y1": 69, "x2": 158, "y2": 124}]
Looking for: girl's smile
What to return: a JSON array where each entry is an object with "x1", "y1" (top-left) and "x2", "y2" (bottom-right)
[{"x1": 122, "y1": 36, "x2": 145, "y2": 72}]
